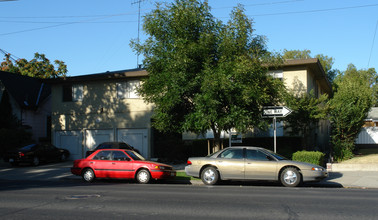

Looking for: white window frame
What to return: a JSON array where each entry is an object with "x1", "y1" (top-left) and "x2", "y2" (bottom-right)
[
  {"x1": 117, "y1": 80, "x2": 140, "y2": 99},
  {"x1": 72, "y1": 84, "x2": 83, "y2": 102},
  {"x1": 268, "y1": 70, "x2": 283, "y2": 80}
]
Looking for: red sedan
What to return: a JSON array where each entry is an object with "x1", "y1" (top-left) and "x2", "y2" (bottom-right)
[{"x1": 71, "y1": 149, "x2": 176, "y2": 183}]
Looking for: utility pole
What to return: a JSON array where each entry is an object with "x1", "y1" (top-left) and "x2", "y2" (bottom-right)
[{"x1": 132, "y1": 0, "x2": 145, "y2": 68}]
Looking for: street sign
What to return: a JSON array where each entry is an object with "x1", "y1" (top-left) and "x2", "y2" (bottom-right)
[
  {"x1": 229, "y1": 131, "x2": 242, "y2": 147},
  {"x1": 262, "y1": 106, "x2": 293, "y2": 153},
  {"x1": 262, "y1": 106, "x2": 292, "y2": 118},
  {"x1": 230, "y1": 133, "x2": 242, "y2": 144}
]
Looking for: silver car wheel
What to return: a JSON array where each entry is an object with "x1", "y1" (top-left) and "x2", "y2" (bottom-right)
[
  {"x1": 82, "y1": 168, "x2": 95, "y2": 182},
  {"x1": 280, "y1": 167, "x2": 301, "y2": 187},
  {"x1": 284, "y1": 170, "x2": 297, "y2": 184},
  {"x1": 136, "y1": 169, "x2": 151, "y2": 184},
  {"x1": 201, "y1": 167, "x2": 219, "y2": 185}
]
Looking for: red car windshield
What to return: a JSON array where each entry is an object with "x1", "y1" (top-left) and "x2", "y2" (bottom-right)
[{"x1": 127, "y1": 151, "x2": 145, "y2": 161}]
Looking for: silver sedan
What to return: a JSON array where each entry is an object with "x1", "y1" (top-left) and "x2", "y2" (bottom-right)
[{"x1": 185, "y1": 146, "x2": 328, "y2": 187}]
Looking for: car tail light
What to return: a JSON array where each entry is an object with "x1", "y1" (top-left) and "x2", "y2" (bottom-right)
[
  {"x1": 186, "y1": 160, "x2": 192, "y2": 165},
  {"x1": 18, "y1": 152, "x2": 25, "y2": 157}
]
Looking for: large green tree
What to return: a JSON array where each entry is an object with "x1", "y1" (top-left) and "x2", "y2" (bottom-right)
[
  {"x1": 283, "y1": 90, "x2": 329, "y2": 150},
  {"x1": 282, "y1": 49, "x2": 312, "y2": 60},
  {"x1": 1, "y1": 52, "x2": 67, "y2": 78},
  {"x1": 329, "y1": 64, "x2": 377, "y2": 161},
  {"x1": 131, "y1": 0, "x2": 283, "y2": 151}
]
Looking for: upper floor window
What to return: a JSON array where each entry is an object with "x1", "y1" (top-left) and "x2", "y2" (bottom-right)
[
  {"x1": 268, "y1": 70, "x2": 283, "y2": 81},
  {"x1": 117, "y1": 80, "x2": 140, "y2": 99},
  {"x1": 63, "y1": 84, "x2": 83, "y2": 102}
]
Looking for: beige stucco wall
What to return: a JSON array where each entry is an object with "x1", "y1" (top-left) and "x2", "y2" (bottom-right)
[
  {"x1": 282, "y1": 67, "x2": 308, "y2": 95},
  {"x1": 51, "y1": 80, "x2": 153, "y2": 131},
  {"x1": 282, "y1": 66, "x2": 326, "y2": 98}
]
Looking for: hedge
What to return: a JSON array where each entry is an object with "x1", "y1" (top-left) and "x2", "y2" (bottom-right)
[{"x1": 292, "y1": 150, "x2": 325, "y2": 166}]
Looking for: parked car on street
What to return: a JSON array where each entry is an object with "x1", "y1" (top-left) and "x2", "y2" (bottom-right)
[
  {"x1": 72, "y1": 149, "x2": 176, "y2": 183},
  {"x1": 185, "y1": 146, "x2": 328, "y2": 187},
  {"x1": 85, "y1": 142, "x2": 140, "y2": 157},
  {"x1": 4, "y1": 143, "x2": 70, "y2": 166}
]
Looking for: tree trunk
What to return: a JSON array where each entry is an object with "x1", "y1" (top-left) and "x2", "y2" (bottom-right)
[{"x1": 211, "y1": 125, "x2": 221, "y2": 153}]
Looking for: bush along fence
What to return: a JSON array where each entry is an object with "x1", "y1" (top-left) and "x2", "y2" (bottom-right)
[{"x1": 292, "y1": 150, "x2": 325, "y2": 166}]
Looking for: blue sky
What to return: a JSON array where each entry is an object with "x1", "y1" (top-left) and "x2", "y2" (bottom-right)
[{"x1": 1, "y1": 0, "x2": 377, "y2": 76}]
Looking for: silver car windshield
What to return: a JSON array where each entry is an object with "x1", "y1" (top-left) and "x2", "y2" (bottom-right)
[
  {"x1": 263, "y1": 149, "x2": 287, "y2": 160},
  {"x1": 206, "y1": 151, "x2": 219, "y2": 158}
]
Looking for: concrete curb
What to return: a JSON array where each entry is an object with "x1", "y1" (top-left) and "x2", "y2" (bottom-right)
[{"x1": 327, "y1": 163, "x2": 378, "y2": 172}]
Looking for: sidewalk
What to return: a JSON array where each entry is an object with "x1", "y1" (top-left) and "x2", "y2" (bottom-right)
[
  {"x1": 324, "y1": 163, "x2": 378, "y2": 188},
  {"x1": 323, "y1": 171, "x2": 378, "y2": 188}
]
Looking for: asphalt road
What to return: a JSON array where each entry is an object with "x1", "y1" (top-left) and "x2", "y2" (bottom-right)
[{"x1": 1, "y1": 178, "x2": 378, "y2": 220}]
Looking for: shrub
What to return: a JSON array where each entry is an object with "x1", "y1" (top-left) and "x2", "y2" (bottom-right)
[
  {"x1": 292, "y1": 150, "x2": 325, "y2": 166},
  {"x1": 331, "y1": 139, "x2": 354, "y2": 162}
]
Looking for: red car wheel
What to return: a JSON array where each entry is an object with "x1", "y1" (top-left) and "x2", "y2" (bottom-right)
[{"x1": 136, "y1": 169, "x2": 151, "y2": 184}]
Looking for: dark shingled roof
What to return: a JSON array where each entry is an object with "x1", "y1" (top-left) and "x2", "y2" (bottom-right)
[{"x1": 0, "y1": 71, "x2": 51, "y2": 110}]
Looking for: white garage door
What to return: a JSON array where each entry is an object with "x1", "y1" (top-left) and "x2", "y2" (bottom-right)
[
  {"x1": 356, "y1": 127, "x2": 378, "y2": 144},
  {"x1": 117, "y1": 129, "x2": 149, "y2": 158},
  {"x1": 55, "y1": 131, "x2": 83, "y2": 160},
  {"x1": 85, "y1": 129, "x2": 114, "y2": 152}
]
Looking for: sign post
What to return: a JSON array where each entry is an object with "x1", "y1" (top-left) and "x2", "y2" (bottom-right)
[
  {"x1": 262, "y1": 106, "x2": 292, "y2": 153},
  {"x1": 229, "y1": 131, "x2": 242, "y2": 147}
]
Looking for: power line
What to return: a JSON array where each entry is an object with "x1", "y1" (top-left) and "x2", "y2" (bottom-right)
[
  {"x1": 0, "y1": 20, "x2": 136, "y2": 24},
  {"x1": 247, "y1": 3, "x2": 378, "y2": 17},
  {"x1": 0, "y1": 12, "x2": 139, "y2": 19},
  {"x1": 214, "y1": 0, "x2": 303, "y2": 10},
  {"x1": 132, "y1": 0, "x2": 146, "y2": 68},
  {"x1": 0, "y1": 13, "x2": 128, "y2": 36},
  {"x1": 368, "y1": 20, "x2": 378, "y2": 68},
  {"x1": 1, "y1": 3, "x2": 378, "y2": 37},
  {"x1": 1, "y1": 3, "x2": 376, "y2": 21},
  {"x1": 0, "y1": 48, "x2": 20, "y2": 61}
]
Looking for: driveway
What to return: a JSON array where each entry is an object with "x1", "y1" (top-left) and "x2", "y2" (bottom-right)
[{"x1": 0, "y1": 160, "x2": 76, "y2": 181}]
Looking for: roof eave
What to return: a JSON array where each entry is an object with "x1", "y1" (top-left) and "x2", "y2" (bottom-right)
[{"x1": 45, "y1": 68, "x2": 147, "y2": 84}]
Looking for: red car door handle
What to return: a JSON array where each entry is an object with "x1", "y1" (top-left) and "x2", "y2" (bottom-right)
[{"x1": 112, "y1": 162, "x2": 116, "y2": 165}]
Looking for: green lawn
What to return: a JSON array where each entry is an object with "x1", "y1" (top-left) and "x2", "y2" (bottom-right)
[
  {"x1": 175, "y1": 171, "x2": 200, "y2": 180},
  {"x1": 341, "y1": 148, "x2": 378, "y2": 164}
]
